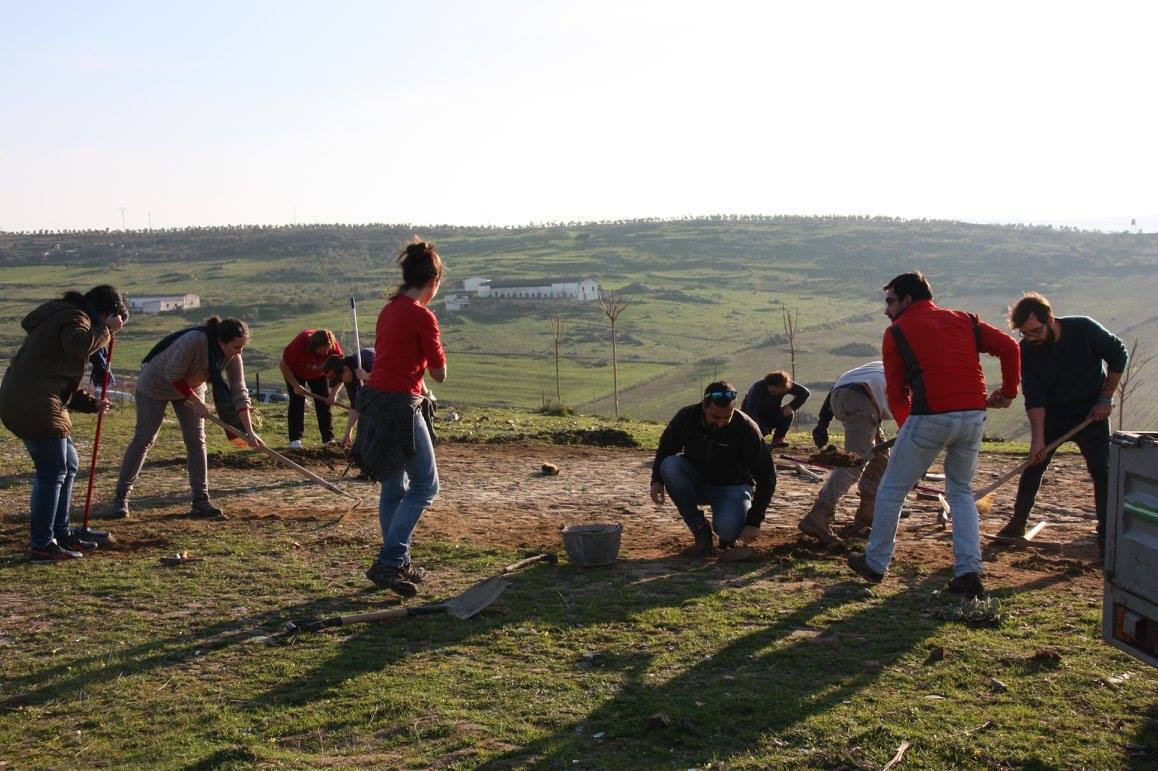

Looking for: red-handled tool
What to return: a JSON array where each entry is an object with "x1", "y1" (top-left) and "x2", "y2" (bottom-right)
[{"x1": 78, "y1": 336, "x2": 116, "y2": 545}]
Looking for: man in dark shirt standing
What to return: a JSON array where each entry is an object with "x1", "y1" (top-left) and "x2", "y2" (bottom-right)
[
  {"x1": 997, "y1": 292, "x2": 1129, "y2": 548},
  {"x1": 740, "y1": 370, "x2": 810, "y2": 448},
  {"x1": 651, "y1": 381, "x2": 777, "y2": 556}
]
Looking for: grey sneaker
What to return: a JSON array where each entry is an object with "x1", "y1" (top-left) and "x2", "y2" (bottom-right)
[
  {"x1": 190, "y1": 497, "x2": 226, "y2": 520},
  {"x1": 366, "y1": 562, "x2": 418, "y2": 597}
]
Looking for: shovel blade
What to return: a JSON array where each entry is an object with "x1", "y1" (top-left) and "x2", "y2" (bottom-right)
[{"x1": 444, "y1": 575, "x2": 508, "y2": 620}]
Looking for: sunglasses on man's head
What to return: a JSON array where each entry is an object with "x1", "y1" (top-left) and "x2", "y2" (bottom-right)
[{"x1": 705, "y1": 390, "x2": 737, "y2": 401}]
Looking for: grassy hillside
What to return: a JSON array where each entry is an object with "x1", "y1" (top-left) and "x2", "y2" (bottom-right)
[{"x1": 2, "y1": 217, "x2": 1155, "y2": 438}]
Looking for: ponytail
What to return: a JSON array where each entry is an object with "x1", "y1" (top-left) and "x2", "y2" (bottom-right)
[
  {"x1": 390, "y1": 237, "x2": 444, "y2": 299},
  {"x1": 205, "y1": 316, "x2": 249, "y2": 344}
]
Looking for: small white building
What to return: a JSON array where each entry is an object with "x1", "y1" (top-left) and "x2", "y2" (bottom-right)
[
  {"x1": 129, "y1": 294, "x2": 201, "y2": 314},
  {"x1": 463, "y1": 276, "x2": 490, "y2": 293},
  {"x1": 480, "y1": 277, "x2": 600, "y2": 302},
  {"x1": 444, "y1": 293, "x2": 471, "y2": 312}
]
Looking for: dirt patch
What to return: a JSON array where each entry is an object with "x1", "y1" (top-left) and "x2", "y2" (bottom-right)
[
  {"x1": 1010, "y1": 553, "x2": 1100, "y2": 577},
  {"x1": 102, "y1": 536, "x2": 172, "y2": 554},
  {"x1": 0, "y1": 442, "x2": 1107, "y2": 596}
]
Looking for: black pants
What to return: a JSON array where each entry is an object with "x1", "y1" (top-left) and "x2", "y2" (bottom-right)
[
  {"x1": 286, "y1": 377, "x2": 334, "y2": 443},
  {"x1": 764, "y1": 409, "x2": 794, "y2": 441},
  {"x1": 1012, "y1": 412, "x2": 1109, "y2": 541}
]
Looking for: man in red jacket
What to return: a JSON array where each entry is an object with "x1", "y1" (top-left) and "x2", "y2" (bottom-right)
[{"x1": 847, "y1": 272, "x2": 1020, "y2": 598}]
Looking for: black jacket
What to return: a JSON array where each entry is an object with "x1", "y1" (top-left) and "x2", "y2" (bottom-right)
[{"x1": 651, "y1": 404, "x2": 776, "y2": 526}]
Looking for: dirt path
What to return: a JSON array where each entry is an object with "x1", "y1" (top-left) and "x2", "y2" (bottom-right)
[{"x1": 0, "y1": 442, "x2": 1106, "y2": 593}]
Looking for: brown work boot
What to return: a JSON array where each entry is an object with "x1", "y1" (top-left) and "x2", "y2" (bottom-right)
[
  {"x1": 100, "y1": 488, "x2": 130, "y2": 520},
  {"x1": 798, "y1": 516, "x2": 844, "y2": 547},
  {"x1": 190, "y1": 496, "x2": 226, "y2": 520},
  {"x1": 798, "y1": 503, "x2": 843, "y2": 547},
  {"x1": 853, "y1": 498, "x2": 876, "y2": 528},
  {"x1": 995, "y1": 514, "x2": 1028, "y2": 540}
]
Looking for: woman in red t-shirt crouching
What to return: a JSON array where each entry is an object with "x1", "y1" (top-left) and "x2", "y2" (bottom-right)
[{"x1": 356, "y1": 239, "x2": 446, "y2": 597}]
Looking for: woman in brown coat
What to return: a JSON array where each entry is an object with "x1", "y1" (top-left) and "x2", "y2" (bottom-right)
[{"x1": 0, "y1": 285, "x2": 127, "y2": 561}]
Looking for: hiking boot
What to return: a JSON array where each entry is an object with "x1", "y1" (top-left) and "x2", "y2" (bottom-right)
[
  {"x1": 29, "y1": 542, "x2": 84, "y2": 562},
  {"x1": 798, "y1": 515, "x2": 844, "y2": 547},
  {"x1": 190, "y1": 497, "x2": 226, "y2": 520},
  {"x1": 769, "y1": 438, "x2": 790, "y2": 449},
  {"x1": 289, "y1": 440, "x2": 303, "y2": 450},
  {"x1": 853, "y1": 498, "x2": 876, "y2": 528},
  {"x1": 101, "y1": 493, "x2": 130, "y2": 520},
  {"x1": 687, "y1": 526, "x2": 714, "y2": 557},
  {"x1": 57, "y1": 532, "x2": 99, "y2": 552},
  {"x1": 847, "y1": 552, "x2": 884, "y2": 584},
  {"x1": 401, "y1": 562, "x2": 427, "y2": 583},
  {"x1": 946, "y1": 572, "x2": 987, "y2": 599},
  {"x1": 995, "y1": 514, "x2": 1028, "y2": 540},
  {"x1": 366, "y1": 562, "x2": 418, "y2": 597}
]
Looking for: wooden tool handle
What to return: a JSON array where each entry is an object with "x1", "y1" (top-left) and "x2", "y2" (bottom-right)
[
  {"x1": 338, "y1": 607, "x2": 412, "y2": 625},
  {"x1": 203, "y1": 413, "x2": 357, "y2": 500},
  {"x1": 974, "y1": 417, "x2": 1094, "y2": 499},
  {"x1": 503, "y1": 553, "x2": 551, "y2": 573},
  {"x1": 303, "y1": 390, "x2": 351, "y2": 411}
]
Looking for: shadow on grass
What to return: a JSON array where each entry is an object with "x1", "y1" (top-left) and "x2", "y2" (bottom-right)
[
  {"x1": 1128, "y1": 701, "x2": 1157, "y2": 770},
  {"x1": 470, "y1": 574, "x2": 942, "y2": 768},
  {"x1": 0, "y1": 588, "x2": 381, "y2": 710}
]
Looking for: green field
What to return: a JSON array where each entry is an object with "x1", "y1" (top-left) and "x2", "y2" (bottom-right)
[{"x1": 2, "y1": 218, "x2": 1155, "y2": 437}]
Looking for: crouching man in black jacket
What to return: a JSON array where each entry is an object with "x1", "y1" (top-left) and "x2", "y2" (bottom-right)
[{"x1": 650, "y1": 381, "x2": 777, "y2": 556}]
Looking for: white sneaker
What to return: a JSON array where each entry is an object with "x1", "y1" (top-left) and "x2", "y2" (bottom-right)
[{"x1": 289, "y1": 440, "x2": 303, "y2": 449}]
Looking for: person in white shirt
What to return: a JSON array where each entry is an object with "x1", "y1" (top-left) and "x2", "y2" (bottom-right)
[{"x1": 797, "y1": 361, "x2": 891, "y2": 546}]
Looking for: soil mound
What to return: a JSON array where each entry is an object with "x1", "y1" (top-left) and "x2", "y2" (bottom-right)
[
  {"x1": 549, "y1": 428, "x2": 639, "y2": 448},
  {"x1": 808, "y1": 445, "x2": 862, "y2": 467}
]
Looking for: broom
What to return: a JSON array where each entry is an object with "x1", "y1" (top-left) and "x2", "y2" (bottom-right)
[{"x1": 974, "y1": 417, "x2": 1094, "y2": 514}]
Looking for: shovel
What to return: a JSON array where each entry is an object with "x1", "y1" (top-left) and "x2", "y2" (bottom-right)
[
  {"x1": 202, "y1": 412, "x2": 358, "y2": 502},
  {"x1": 281, "y1": 575, "x2": 508, "y2": 636},
  {"x1": 78, "y1": 336, "x2": 116, "y2": 545}
]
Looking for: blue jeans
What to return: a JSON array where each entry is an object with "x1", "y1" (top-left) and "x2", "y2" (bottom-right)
[
  {"x1": 23, "y1": 437, "x2": 80, "y2": 548},
  {"x1": 376, "y1": 410, "x2": 439, "y2": 567},
  {"x1": 866, "y1": 410, "x2": 986, "y2": 577},
  {"x1": 658, "y1": 455, "x2": 752, "y2": 542}
]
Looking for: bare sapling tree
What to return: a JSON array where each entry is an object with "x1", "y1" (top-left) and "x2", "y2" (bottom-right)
[
  {"x1": 598, "y1": 289, "x2": 633, "y2": 418},
  {"x1": 1116, "y1": 338, "x2": 1153, "y2": 430},
  {"x1": 548, "y1": 313, "x2": 564, "y2": 405},
  {"x1": 782, "y1": 306, "x2": 799, "y2": 381}
]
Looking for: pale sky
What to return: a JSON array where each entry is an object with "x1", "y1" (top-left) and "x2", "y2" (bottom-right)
[{"x1": 2, "y1": 1, "x2": 1155, "y2": 232}]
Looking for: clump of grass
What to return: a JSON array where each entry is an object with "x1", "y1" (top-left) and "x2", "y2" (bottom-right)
[{"x1": 936, "y1": 596, "x2": 1005, "y2": 627}]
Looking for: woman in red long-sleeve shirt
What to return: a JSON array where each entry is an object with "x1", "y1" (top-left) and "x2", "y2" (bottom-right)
[{"x1": 357, "y1": 239, "x2": 446, "y2": 597}]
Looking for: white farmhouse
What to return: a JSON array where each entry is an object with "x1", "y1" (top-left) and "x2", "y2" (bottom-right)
[
  {"x1": 479, "y1": 277, "x2": 600, "y2": 302},
  {"x1": 129, "y1": 294, "x2": 201, "y2": 314}
]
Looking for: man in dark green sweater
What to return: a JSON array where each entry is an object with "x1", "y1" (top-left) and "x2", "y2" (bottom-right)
[{"x1": 998, "y1": 292, "x2": 1129, "y2": 548}]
